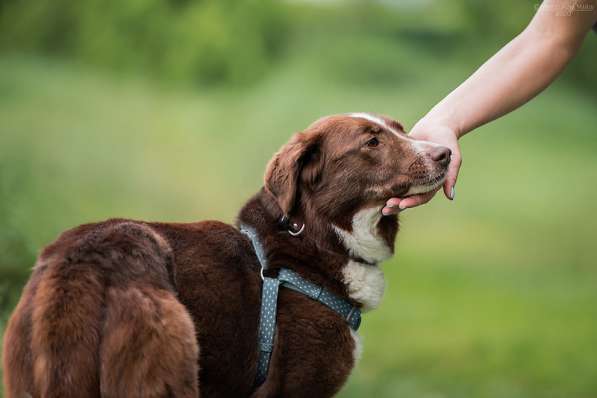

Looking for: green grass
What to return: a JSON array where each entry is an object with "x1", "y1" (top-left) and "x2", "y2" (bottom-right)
[{"x1": 1, "y1": 40, "x2": 597, "y2": 397}]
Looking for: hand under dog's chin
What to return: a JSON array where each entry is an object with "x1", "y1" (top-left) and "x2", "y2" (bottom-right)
[
  {"x1": 402, "y1": 172, "x2": 447, "y2": 197},
  {"x1": 366, "y1": 171, "x2": 447, "y2": 203}
]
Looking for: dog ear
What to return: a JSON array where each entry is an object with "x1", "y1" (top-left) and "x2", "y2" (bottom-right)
[{"x1": 264, "y1": 132, "x2": 323, "y2": 219}]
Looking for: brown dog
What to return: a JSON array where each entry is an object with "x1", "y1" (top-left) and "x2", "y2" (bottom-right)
[{"x1": 3, "y1": 113, "x2": 450, "y2": 398}]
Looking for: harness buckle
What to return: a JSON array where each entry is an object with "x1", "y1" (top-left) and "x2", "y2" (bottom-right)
[
  {"x1": 346, "y1": 307, "x2": 355, "y2": 322},
  {"x1": 345, "y1": 306, "x2": 361, "y2": 330}
]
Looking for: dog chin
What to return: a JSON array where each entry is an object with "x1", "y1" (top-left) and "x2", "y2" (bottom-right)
[{"x1": 403, "y1": 173, "x2": 446, "y2": 197}]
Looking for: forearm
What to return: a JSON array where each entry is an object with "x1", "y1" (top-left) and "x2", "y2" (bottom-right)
[
  {"x1": 418, "y1": 33, "x2": 575, "y2": 137},
  {"x1": 391, "y1": 0, "x2": 595, "y2": 210},
  {"x1": 414, "y1": 0, "x2": 596, "y2": 138}
]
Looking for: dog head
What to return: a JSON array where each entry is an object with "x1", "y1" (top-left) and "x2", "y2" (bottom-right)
[
  {"x1": 264, "y1": 113, "x2": 450, "y2": 226},
  {"x1": 256, "y1": 113, "x2": 452, "y2": 309}
]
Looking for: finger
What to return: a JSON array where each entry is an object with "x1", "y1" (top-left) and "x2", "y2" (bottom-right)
[
  {"x1": 398, "y1": 190, "x2": 437, "y2": 209},
  {"x1": 386, "y1": 197, "x2": 402, "y2": 208},
  {"x1": 382, "y1": 200, "x2": 401, "y2": 215},
  {"x1": 443, "y1": 153, "x2": 461, "y2": 200},
  {"x1": 382, "y1": 206, "x2": 399, "y2": 216},
  {"x1": 382, "y1": 197, "x2": 405, "y2": 215}
]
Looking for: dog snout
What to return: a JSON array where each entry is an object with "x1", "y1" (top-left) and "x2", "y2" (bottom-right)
[{"x1": 430, "y1": 146, "x2": 451, "y2": 167}]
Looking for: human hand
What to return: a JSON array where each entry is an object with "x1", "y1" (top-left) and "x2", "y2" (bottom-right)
[{"x1": 382, "y1": 124, "x2": 461, "y2": 215}]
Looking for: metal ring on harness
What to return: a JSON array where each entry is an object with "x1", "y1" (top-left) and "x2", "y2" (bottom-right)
[{"x1": 288, "y1": 223, "x2": 305, "y2": 236}]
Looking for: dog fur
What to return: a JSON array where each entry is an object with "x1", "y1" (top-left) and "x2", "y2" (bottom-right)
[{"x1": 3, "y1": 113, "x2": 450, "y2": 398}]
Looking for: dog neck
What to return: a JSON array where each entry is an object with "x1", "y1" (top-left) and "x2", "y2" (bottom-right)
[
  {"x1": 332, "y1": 206, "x2": 393, "y2": 265},
  {"x1": 237, "y1": 189, "x2": 398, "y2": 311},
  {"x1": 332, "y1": 206, "x2": 393, "y2": 311}
]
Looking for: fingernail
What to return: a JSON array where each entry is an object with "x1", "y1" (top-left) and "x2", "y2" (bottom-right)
[
  {"x1": 382, "y1": 208, "x2": 392, "y2": 216},
  {"x1": 398, "y1": 203, "x2": 407, "y2": 210},
  {"x1": 450, "y1": 186, "x2": 456, "y2": 200}
]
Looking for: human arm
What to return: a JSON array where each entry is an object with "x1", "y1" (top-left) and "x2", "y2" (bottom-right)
[{"x1": 384, "y1": 0, "x2": 597, "y2": 214}]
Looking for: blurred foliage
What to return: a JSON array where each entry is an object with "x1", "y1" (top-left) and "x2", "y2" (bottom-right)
[
  {"x1": 0, "y1": 1, "x2": 596, "y2": 397},
  {"x1": 0, "y1": 0, "x2": 289, "y2": 86},
  {"x1": 1, "y1": 0, "x2": 595, "y2": 90},
  {"x1": 0, "y1": 154, "x2": 36, "y2": 313}
]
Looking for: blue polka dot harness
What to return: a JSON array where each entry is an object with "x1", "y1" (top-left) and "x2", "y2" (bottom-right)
[{"x1": 240, "y1": 224, "x2": 362, "y2": 387}]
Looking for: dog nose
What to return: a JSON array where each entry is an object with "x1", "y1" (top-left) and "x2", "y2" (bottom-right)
[{"x1": 430, "y1": 146, "x2": 451, "y2": 166}]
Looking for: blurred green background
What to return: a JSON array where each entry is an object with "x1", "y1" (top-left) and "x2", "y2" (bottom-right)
[{"x1": 1, "y1": 1, "x2": 596, "y2": 397}]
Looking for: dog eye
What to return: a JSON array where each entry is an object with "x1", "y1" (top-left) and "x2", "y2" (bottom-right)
[{"x1": 365, "y1": 137, "x2": 379, "y2": 148}]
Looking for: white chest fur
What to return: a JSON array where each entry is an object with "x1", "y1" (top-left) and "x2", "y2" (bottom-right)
[
  {"x1": 341, "y1": 260, "x2": 385, "y2": 312},
  {"x1": 333, "y1": 206, "x2": 392, "y2": 264},
  {"x1": 333, "y1": 206, "x2": 390, "y2": 312}
]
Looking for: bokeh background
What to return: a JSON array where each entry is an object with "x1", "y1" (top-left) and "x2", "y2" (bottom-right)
[{"x1": 1, "y1": 0, "x2": 596, "y2": 397}]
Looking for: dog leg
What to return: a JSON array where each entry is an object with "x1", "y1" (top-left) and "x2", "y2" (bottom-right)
[
  {"x1": 3, "y1": 275, "x2": 40, "y2": 398},
  {"x1": 99, "y1": 285, "x2": 198, "y2": 398},
  {"x1": 17, "y1": 221, "x2": 199, "y2": 398}
]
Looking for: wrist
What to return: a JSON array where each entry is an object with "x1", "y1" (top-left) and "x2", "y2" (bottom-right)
[{"x1": 411, "y1": 116, "x2": 463, "y2": 139}]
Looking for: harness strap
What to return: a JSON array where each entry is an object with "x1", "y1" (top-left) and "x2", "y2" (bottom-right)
[
  {"x1": 278, "y1": 269, "x2": 361, "y2": 330},
  {"x1": 240, "y1": 224, "x2": 268, "y2": 270},
  {"x1": 239, "y1": 224, "x2": 362, "y2": 388},
  {"x1": 255, "y1": 275, "x2": 280, "y2": 385}
]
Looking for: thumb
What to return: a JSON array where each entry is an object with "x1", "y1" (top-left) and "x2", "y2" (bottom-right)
[{"x1": 443, "y1": 153, "x2": 461, "y2": 200}]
